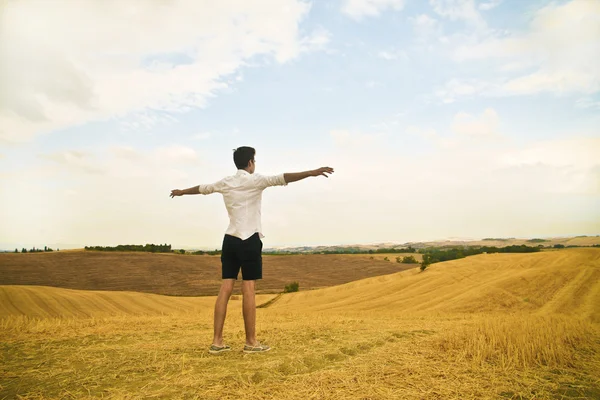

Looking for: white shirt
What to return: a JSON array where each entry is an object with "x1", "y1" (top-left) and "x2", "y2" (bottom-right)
[{"x1": 198, "y1": 170, "x2": 287, "y2": 240}]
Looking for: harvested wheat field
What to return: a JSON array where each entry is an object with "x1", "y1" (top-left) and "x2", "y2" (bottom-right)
[
  {"x1": 0, "y1": 251, "x2": 419, "y2": 296},
  {"x1": 1, "y1": 248, "x2": 599, "y2": 399}
]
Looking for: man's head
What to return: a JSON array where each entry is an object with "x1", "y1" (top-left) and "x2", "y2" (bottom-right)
[{"x1": 233, "y1": 146, "x2": 256, "y2": 173}]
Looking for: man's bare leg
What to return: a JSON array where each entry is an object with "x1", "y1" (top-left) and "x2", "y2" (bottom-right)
[
  {"x1": 242, "y1": 280, "x2": 257, "y2": 346},
  {"x1": 212, "y1": 279, "x2": 235, "y2": 346}
]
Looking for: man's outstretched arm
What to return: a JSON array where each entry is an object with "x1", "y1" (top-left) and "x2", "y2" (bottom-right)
[
  {"x1": 170, "y1": 186, "x2": 200, "y2": 197},
  {"x1": 170, "y1": 180, "x2": 223, "y2": 198},
  {"x1": 283, "y1": 167, "x2": 334, "y2": 184}
]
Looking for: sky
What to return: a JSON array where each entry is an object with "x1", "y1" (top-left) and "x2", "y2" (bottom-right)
[{"x1": 1, "y1": 0, "x2": 599, "y2": 250}]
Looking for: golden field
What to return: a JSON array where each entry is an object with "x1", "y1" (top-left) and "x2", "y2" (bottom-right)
[{"x1": 1, "y1": 248, "x2": 599, "y2": 399}]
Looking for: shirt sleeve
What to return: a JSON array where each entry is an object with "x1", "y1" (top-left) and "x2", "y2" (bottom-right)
[
  {"x1": 197, "y1": 179, "x2": 225, "y2": 195},
  {"x1": 254, "y1": 173, "x2": 287, "y2": 190}
]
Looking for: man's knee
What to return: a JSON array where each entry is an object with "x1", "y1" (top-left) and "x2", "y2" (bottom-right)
[
  {"x1": 242, "y1": 280, "x2": 255, "y2": 294},
  {"x1": 221, "y1": 279, "x2": 235, "y2": 294}
]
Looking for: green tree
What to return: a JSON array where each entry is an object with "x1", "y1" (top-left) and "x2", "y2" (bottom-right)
[
  {"x1": 420, "y1": 254, "x2": 432, "y2": 272},
  {"x1": 284, "y1": 282, "x2": 299, "y2": 293}
]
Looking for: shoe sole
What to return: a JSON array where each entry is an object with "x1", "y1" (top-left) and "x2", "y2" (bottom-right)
[
  {"x1": 208, "y1": 348, "x2": 231, "y2": 354},
  {"x1": 243, "y1": 348, "x2": 271, "y2": 354}
]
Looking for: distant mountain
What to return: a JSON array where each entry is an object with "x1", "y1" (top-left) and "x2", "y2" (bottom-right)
[{"x1": 265, "y1": 235, "x2": 600, "y2": 253}]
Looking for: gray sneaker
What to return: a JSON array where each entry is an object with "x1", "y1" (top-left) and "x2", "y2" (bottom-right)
[
  {"x1": 243, "y1": 342, "x2": 271, "y2": 353},
  {"x1": 208, "y1": 344, "x2": 231, "y2": 354}
]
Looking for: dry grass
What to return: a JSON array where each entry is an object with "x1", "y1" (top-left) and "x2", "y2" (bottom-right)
[
  {"x1": 437, "y1": 315, "x2": 597, "y2": 369},
  {"x1": 1, "y1": 248, "x2": 599, "y2": 399}
]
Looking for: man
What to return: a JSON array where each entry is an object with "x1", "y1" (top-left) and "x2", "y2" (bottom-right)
[{"x1": 170, "y1": 146, "x2": 334, "y2": 354}]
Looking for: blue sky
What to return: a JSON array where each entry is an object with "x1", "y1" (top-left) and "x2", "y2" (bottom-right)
[{"x1": 1, "y1": 0, "x2": 599, "y2": 250}]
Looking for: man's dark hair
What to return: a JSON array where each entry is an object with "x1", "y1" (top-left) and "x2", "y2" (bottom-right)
[{"x1": 233, "y1": 146, "x2": 255, "y2": 169}]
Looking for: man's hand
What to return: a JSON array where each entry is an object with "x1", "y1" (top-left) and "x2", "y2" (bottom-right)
[
  {"x1": 311, "y1": 167, "x2": 334, "y2": 178},
  {"x1": 170, "y1": 189, "x2": 184, "y2": 198}
]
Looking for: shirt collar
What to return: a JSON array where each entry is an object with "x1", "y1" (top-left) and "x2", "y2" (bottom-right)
[{"x1": 236, "y1": 169, "x2": 250, "y2": 176}]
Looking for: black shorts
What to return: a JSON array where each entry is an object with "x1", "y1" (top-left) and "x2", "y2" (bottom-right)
[{"x1": 221, "y1": 233, "x2": 263, "y2": 280}]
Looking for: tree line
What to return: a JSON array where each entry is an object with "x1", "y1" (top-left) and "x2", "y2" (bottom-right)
[
  {"x1": 84, "y1": 244, "x2": 221, "y2": 255},
  {"x1": 85, "y1": 244, "x2": 173, "y2": 253},
  {"x1": 418, "y1": 244, "x2": 541, "y2": 272},
  {"x1": 15, "y1": 246, "x2": 59, "y2": 253},
  {"x1": 266, "y1": 246, "x2": 417, "y2": 255}
]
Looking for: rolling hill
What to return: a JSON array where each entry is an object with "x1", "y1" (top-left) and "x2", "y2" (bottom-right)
[
  {"x1": 271, "y1": 248, "x2": 600, "y2": 321},
  {"x1": 0, "y1": 285, "x2": 277, "y2": 319}
]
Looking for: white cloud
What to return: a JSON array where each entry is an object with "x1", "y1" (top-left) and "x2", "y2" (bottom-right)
[
  {"x1": 407, "y1": 109, "x2": 501, "y2": 149},
  {"x1": 498, "y1": 136, "x2": 600, "y2": 195},
  {"x1": 301, "y1": 27, "x2": 332, "y2": 52},
  {"x1": 342, "y1": 0, "x2": 404, "y2": 20},
  {"x1": 192, "y1": 132, "x2": 212, "y2": 141},
  {"x1": 330, "y1": 130, "x2": 383, "y2": 148},
  {"x1": 452, "y1": 0, "x2": 600, "y2": 96},
  {"x1": 575, "y1": 98, "x2": 600, "y2": 110},
  {"x1": 0, "y1": 0, "x2": 312, "y2": 143},
  {"x1": 451, "y1": 108, "x2": 499, "y2": 137},
  {"x1": 365, "y1": 80, "x2": 381, "y2": 89},
  {"x1": 478, "y1": 0, "x2": 502, "y2": 11},
  {"x1": 406, "y1": 125, "x2": 438, "y2": 140},
  {"x1": 40, "y1": 145, "x2": 200, "y2": 177},
  {"x1": 377, "y1": 49, "x2": 408, "y2": 61},
  {"x1": 155, "y1": 145, "x2": 198, "y2": 163},
  {"x1": 378, "y1": 51, "x2": 397, "y2": 60},
  {"x1": 119, "y1": 111, "x2": 178, "y2": 132},
  {"x1": 410, "y1": 14, "x2": 440, "y2": 39},
  {"x1": 110, "y1": 146, "x2": 141, "y2": 160},
  {"x1": 500, "y1": 137, "x2": 600, "y2": 171},
  {"x1": 434, "y1": 78, "x2": 498, "y2": 102},
  {"x1": 40, "y1": 150, "x2": 105, "y2": 175},
  {"x1": 429, "y1": 0, "x2": 485, "y2": 29}
]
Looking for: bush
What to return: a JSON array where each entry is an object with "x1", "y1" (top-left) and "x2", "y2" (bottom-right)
[
  {"x1": 401, "y1": 255, "x2": 418, "y2": 264},
  {"x1": 527, "y1": 238, "x2": 548, "y2": 243},
  {"x1": 420, "y1": 254, "x2": 432, "y2": 272},
  {"x1": 384, "y1": 256, "x2": 389, "y2": 261},
  {"x1": 284, "y1": 282, "x2": 299, "y2": 293},
  {"x1": 553, "y1": 244, "x2": 565, "y2": 249}
]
